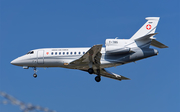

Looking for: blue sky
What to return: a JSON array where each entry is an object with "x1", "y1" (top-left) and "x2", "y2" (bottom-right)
[{"x1": 0, "y1": 0, "x2": 179, "y2": 112}]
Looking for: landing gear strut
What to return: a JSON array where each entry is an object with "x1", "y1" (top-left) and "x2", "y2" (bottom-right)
[
  {"x1": 95, "y1": 69, "x2": 101, "y2": 82},
  {"x1": 88, "y1": 68, "x2": 101, "y2": 82},
  {"x1": 33, "y1": 67, "x2": 37, "y2": 78}
]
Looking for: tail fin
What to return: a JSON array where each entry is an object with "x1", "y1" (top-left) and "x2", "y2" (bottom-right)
[{"x1": 130, "y1": 17, "x2": 160, "y2": 40}]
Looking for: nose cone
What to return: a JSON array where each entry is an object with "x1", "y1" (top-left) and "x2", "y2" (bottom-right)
[
  {"x1": 11, "y1": 58, "x2": 20, "y2": 66},
  {"x1": 11, "y1": 55, "x2": 33, "y2": 66}
]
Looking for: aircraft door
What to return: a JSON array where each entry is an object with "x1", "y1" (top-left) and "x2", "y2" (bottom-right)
[{"x1": 37, "y1": 50, "x2": 44, "y2": 64}]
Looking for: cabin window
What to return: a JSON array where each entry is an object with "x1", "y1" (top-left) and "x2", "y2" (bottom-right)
[
  {"x1": 59, "y1": 52, "x2": 61, "y2": 55},
  {"x1": 67, "y1": 52, "x2": 69, "y2": 55},
  {"x1": 74, "y1": 52, "x2": 76, "y2": 55},
  {"x1": 83, "y1": 52, "x2": 85, "y2": 54},
  {"x1": 55, "y1": 52, "x2": 57, "y2": 55},
  {"x1": 63, "y1": 52, "x2": 65, "y2": 55},
  {"x1": 30, "y1": 51, "x2": 34, "y2": 54},
  {"x1": 79, "y1": 52, "x2": 81, "y2": 54},
  {"x1": 70, "y1": 52, "x2": 73, "y2": 55},
  {"x1": 51, "y1": 52, "x2": 53, "y2": 55}
]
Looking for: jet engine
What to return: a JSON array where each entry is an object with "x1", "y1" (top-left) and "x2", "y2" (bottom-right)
[
  {"x1": 106, "y1": 46, "x2": 131, "y2": 55},
  {"x1": 105, "y1": 39, "x2": 132, "y2": 55}
]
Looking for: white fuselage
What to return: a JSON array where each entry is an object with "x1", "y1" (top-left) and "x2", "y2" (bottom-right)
[{"x1": 11, "y1": 47, "x2": 124, "y2": 70}]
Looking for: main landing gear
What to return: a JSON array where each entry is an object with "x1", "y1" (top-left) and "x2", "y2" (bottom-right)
[
  {"x1": 95, "y1": 75, "x2": 101, "y2": 82},
  {"x1": 88, "y1": 68, "x2": 94, "y2": 74},
  {"x1": 95, "y1": 69, "x2": 101, "y2": 82},
  {"x1": 88, "y1": 68, "x2": 101, "y2": 82},
  {"x1": 33, "y1": 67, "x2": 37, "y2": 78}
]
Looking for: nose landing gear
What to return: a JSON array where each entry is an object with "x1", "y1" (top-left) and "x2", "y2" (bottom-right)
[
  {"x1": 33, "y1": 73, "x2": 37, "y2": 78},
  {"x1": 33, "y1": 67, "x2": 37, "y2": 78}
]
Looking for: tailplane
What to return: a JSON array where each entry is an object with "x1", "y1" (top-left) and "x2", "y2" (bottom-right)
[
  {"x1": 151, "y1": 39, "x2": 168, "y2": 48},
  {"x1": 130, "y1": 17, "x2": 168, "y2": 48}
]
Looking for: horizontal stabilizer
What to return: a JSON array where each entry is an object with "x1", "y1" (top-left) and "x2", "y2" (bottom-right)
[
  {"x1": 151, "y1": 39, "x2": 168, "y2": 48},
  {"x1": 135, "y1": 33, "x2": 158, "y2": 41}
]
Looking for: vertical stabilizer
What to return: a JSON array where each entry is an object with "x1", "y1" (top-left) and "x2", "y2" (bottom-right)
[{"x1": 130, "y1": 17, "x2": 160, "y2": 40}]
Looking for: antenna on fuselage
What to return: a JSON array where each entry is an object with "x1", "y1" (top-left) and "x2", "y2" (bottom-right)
[{"x1": 115, "y1": 37, "x2": 118, "y2": 39}]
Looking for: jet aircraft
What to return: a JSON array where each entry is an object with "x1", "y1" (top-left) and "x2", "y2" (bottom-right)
[{"x1": 11, "y1": 17, "x2": 168, "y2": 82}]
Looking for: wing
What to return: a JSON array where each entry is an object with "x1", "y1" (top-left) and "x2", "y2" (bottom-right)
[
  {"x1": 100, "y1": 69, "x2": 130, "y2": 81},
  {"x1": 81, "y1": 68, "x2": 130, "y2": 81},
  {"x1": 70, "y1": 44, "x2": 102, "y2": 67},
  {"x1": 70, "y1": 44, "x2": 129, "y2": 81}
]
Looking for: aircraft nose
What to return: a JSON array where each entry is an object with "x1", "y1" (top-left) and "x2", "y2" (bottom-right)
[{"x1": 11, "y1": 58, "x2": 20, "y2": 65}]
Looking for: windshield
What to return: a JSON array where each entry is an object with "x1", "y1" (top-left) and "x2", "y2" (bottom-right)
[{"x1": 26, "y1": 51, "x2": 34, "y2": 54}]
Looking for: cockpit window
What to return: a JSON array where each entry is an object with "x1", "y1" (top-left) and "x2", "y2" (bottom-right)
[{"x1": 26, "y1": 51, "x2": 34, "y2": 54}]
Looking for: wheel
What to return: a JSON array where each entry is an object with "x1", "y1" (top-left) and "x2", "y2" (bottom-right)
[
  {"x1": 33, "y1": 73, "x2": 37, "y2": 78},
  {"x1": 95, "y1": 76, "x2": 101, "y2": 82},
  {"x1": 88, "y1": 68, "x2": 94, "y2": 74}
]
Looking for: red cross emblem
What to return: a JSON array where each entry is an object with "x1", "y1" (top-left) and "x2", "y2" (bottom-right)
[
  {"x1": 146, "y1": 24, "x2": 151, "y2": 30},
  {"x1": 46, "y1": 52, "x2": 49, "y2": 55}
]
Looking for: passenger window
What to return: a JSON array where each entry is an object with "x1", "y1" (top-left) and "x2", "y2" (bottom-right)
[
  {"x1": 74, "y1": 52, "x2": 76, "y2": 55},
  {"x1": 79, "y1": 52, "x2": 81, "y2": 54},
  {"x1": 59, "y1": 52, "x2": 61, "y2": 55},
  {"x1": 83, "y1": 52, "x2": 85, "y2": 54},
  {"x1": 67, "y1": 52, "x2": 69, "y2": 55},
  {"x1": 63, "y1": 52, "x2": 65, "y2": 55},
  {"x1": 70, "y1": 52, "x2": 73, "y2": 55},
  {"x1": 55, "y1": 52, "x2": 57, "y2": 55},
  {"x1": 51, "y1": 52, "x2": 53, "y2": 55}
]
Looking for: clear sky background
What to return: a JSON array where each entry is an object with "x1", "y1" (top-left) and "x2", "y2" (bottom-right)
[{"x1": 0, "y1": 0, "x2": 180, "y2": 112}]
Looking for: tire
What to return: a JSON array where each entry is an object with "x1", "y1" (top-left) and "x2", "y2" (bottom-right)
[
  {"x1": 33, "y1": 73, "x2": 37, "y2": 78},
  {"x1": 95, "y1": 76, "x2": 101, "y2": 82},
  {"x1": 88, "y1": 68, "x2": 94, "y2": 74}
]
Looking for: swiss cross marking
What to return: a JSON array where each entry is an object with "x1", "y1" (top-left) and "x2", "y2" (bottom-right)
[
  {"x1": 146, "y1": 24, "x2": 152, "y2": 30},
  {"x1": 46, "y1": 52, "x2": 49, "y2": 55}
]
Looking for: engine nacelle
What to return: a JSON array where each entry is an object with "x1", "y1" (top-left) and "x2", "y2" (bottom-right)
[
  {"x1": 105, "y1": 39, "x2": 131, "y2": 55},
  {"x1": 106, "y1": 46, "x2": 131, "y2": 55}
]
